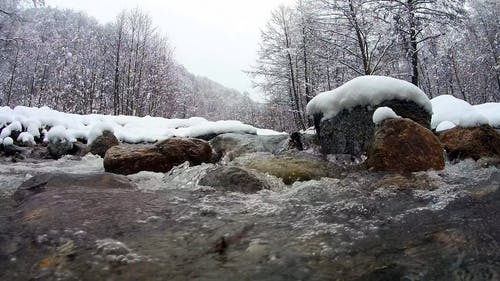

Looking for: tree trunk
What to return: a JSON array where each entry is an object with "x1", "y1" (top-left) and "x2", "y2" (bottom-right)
[{"x1": 113, "y1": 19, "x2": 123, "y2": 115}]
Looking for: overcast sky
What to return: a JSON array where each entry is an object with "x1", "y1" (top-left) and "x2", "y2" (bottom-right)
[{"x1": 45, "y1": 0, "x2": 294, "y2": 101}]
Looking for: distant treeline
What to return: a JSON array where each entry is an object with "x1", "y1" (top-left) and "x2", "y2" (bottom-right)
[{"x1": 0, "y1": 1, "x2": 270, "y2": 127}]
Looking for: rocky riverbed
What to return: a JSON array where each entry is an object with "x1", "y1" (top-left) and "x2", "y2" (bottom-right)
[{"x1": 0, "y1": 153, "x2": 499, "y2": 281}]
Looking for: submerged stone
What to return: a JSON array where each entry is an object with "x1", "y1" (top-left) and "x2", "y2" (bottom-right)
[
  {"x1": 199, "y1": 166, "x2": 269, "y2": 193},
  {"x1": 245, "y1": 154, "x2": 340, "y2": 184}
]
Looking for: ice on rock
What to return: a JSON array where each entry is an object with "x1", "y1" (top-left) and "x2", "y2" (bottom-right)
[
  {"x1": 372, "y1": 107, "x2": 401, "y2": 125},
  {"x1": 306, "y1": 76, "x2": 432, "y2": 120}
]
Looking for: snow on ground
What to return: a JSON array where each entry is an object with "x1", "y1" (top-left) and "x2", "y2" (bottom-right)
[
  {"x1": 430, "y1": 95, "x2": 494, "y2": 129},
  {"x1": 0, "y1": 106, "x2": 283, "y2": 144},
  {"x1": 372, "y1": 107, "x2": 400, "y2": 125},
  {"x1": 306, "y1": 76, "x2": 432, "y2": 120}
]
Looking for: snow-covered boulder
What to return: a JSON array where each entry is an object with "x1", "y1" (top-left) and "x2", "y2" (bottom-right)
[
  {"x1": 438, "y1": 126, "x2": 500, "y2": 161},
  {"x1": 104, "y1": 137, "x2": 212, "y2": 175},
  {"x1": 367, "y1": 118, "x2": 444, "y2": 173},
  {"x1": 307, "y1": 76, "x2": 432, "y2": 156},
  {"x1": 431, "y1": 95, "x2": 489, "y2": 129},
  {"x1": 17, "y1": 132, "x2": 36, "y2": 146}
]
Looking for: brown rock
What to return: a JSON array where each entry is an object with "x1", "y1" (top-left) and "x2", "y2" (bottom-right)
[
  {"x1": 367, "y1": 118, "x2": 445, "y2": 173},
  {"x1": 70, "y1": 141, "x2": 89, "y2": 156},
  {"x1": 89, "y1": 130, "x2": 119, "y2": 157},
  {"x1": 438, "y1": 125, "x2": 500, "y2": 161},
  {"x1": 103, "y1": 144, "x2": 168, "y2": 175},
  {"x1": 103, "y1": 138, "x2": 212, "y2": 175},
  {"x1": 156, "y1": 137, "x2": 212, "y2": 166}
]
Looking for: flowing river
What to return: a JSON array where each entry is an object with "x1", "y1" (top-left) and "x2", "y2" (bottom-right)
[{"x1": 0, "y1": 154, "x2": 499, "y2": 280}]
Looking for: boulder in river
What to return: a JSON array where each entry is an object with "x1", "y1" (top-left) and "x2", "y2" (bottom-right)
[
  {"x1": 244, "y1": 154, "x2": 340, "y2": 185},
  {"x1": 104, "y1": 137, "x2": 212, "y2": 175},
  {"x1": 155, "y1": 137, "x2": 212, "y2": 166},
  {"x1": 314, "y1": 100, "x2": 431, "y2": 157},
  {"x1": 199, "y1": 166, "x2": 269, "y2": 193},
  {"x1": 47, "y1": 139, "x2": 74, "y2": 159},
  {"x1": 438, "y1": 125, "x2": 500, "y2": 161},
  {"x1": 209, "y1": 133, "x2": 289, "y2": 161},
  {"x1": 89, "y1": 130, "x2": 119, "y2": 158},
  {"x1": 367, "y1": 118, "x2": 445, "y2": 173}
]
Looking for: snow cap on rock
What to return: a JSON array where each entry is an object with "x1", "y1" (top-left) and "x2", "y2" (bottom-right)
[
  {"x1": 307, "y1": 75, "x2": 432, "y2": 120},
  {"x1": 17, "y1": 132, "x2": 36, "y2": 145},
  {"x1": 88, "y1": 122, "x2": 116, "y2": 145},
  {"x1": 436, "y1": 121, "x2": 456, "y2": 132},
  {"x1": 45, "y1": 125, "x2": 75, "y2": 143},
  {"x1": 431, "y1": 95, "x2": 489, "y2": 129},
  {"x1": 372, "y1": 107, "x2": 401, "y2": 125}
]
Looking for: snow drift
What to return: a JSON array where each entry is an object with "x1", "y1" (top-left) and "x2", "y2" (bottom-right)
[{"x1": 0, "y1": 106, "x2": 281, "y2": 144}]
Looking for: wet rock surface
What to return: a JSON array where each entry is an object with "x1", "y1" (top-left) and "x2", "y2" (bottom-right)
[
  {"x1": 199, "y1": 165, "x2": 269, "y2": 193},
  {"x1": 241, "y1": 153, "x2": 341, "y2": 185},
  {"x1": 314, "y1": 100, "x2": 431, "y2": 156},
  {"x1": 367, "y1": 118, "x2": 445, "y2": 173},
  {"x1": 209, "y1": 133, "x2": 289, "y2": 161},
  {"x1": 439, "y1": 125, "x2": 500, "y2": 161},
  {"x1": 0, "y1": 155, "x2": 499, "y2": 281},
  {"x1": 103, "y1": 137, "x2": 212, "y2": 175}
]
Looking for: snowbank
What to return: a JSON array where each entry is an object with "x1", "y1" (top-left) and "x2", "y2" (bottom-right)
[
  {"x1": 372, "y1": 107, "x2": 401, "y2": 125},
  {"x1": 306, "y1": 76, "x2": 432, "y2": 120},
  {"x1": 0, "y1": 106, "x2": 281, "y2": 144},
  {"x1": 430, "y1": 95, "x2": 494, "y2": 129},
  {"x1": 473, "y1": 103, "x2": 500, "y2": 128}
]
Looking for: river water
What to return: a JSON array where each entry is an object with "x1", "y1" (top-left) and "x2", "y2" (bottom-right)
[{"x1": 0, "y1": 154, "x2": 499, "y2": 280}]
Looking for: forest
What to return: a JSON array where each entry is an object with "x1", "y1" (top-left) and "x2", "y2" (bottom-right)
[{"x1": 1, "y1": 0, "x2": 499, "y2": 131}]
